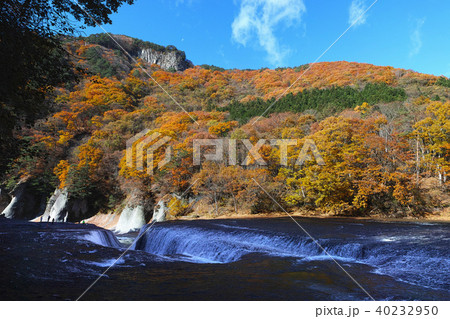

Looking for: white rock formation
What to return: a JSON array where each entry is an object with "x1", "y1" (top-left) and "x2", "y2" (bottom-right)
[
  {"x1": 42, "y1": 189, "x2": 69, "y2": 222},
  {"x1": 1, "y1": 181, "x2": 45, "y2": 219},
  {"x1": 152, "y1": 199, "x2": 167, "y2": 222},
  {"x1": 40, "y1": 188, "x2": 89, "y2": 222},
  {"x1": 139, "y1": 48, "x2": 192, "y2": 71},
  {"x1": 1, "y1": 195, "x2": 18, "y2": 219},
  {"x1": 114, "y1": 203, "x2": 146, "y2": 234}
]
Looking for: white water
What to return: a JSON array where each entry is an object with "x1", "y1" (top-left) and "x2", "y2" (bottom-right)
[
  {"x1": 132, "y1": 225, "x2": 366, "y2": 263},
  {"x1": 131, "y1": 221, "x2": 450, "y2": 291},
  {"x1": 83, "y1": 229, "x2": 122, "y2": 248}
]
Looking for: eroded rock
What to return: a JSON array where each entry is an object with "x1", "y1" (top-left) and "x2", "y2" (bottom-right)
[
  {"x1": 140, "y1": 48, "x2": 193, "y2": 71},
  {"x1": 1, "y1": 181, "x2": 46, "y2": 219},
  {"x1": 41, "y1": 188, "x2": 90, "y2": 222}
]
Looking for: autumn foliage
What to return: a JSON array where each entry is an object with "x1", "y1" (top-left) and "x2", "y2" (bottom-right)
[{"x1": 4, "y1": 37, "x2": 449, "y2": 219}]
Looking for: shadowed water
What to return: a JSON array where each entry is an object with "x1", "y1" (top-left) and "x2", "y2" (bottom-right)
[{"x1": 0, "y1": 217, "x2": 448, "y2": 300}]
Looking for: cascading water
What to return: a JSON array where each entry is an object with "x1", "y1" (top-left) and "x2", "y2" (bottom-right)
[
  {"x1": 83, "y1": 229, "x2": 122, "y2": 248},
  {"x1": 132, "y1": 223, "x2": 377, "y2": 263},
  {"x1": 1, "y1": 217, "x2": 448, "y2": 300},
  {"x1": 133, "y1": 224, "x2": 327, "y2": 263},
  {"x1": 131, "y1": 219, "x2": 450, "y2": 291}
]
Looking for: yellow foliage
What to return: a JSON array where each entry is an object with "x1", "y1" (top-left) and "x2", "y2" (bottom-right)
[
  {"x1": 280, "y1": 116, "x2": 415, "y2": 214},
  {"x1": 168, "y1": 197, "x2": 190, "y2": 217},
  {"x1": 412, "y1": 101, "x2": 450, "y2": 181},
  {"x1": 54, "y1": 160, "x2": 70, "y2": 189},
  {"x1": 208, "y1": 121, "x2": 238, "y2": 136},
  {"x1": 354, "y1": 102, "x2": 372, "y2": 115},
  {"x1": 57, "y1": 131, "x2": 74, "y2": 145}
]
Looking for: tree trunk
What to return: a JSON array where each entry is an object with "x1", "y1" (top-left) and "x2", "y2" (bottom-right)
[
  {"x1": 415, "y1": 137, "x2": 420, "y2": 184},
  {"x1": 231, "y1": 193, "x2": 237, "y2": 214},
  {"x1": 214, "y1": 191, "x2": 218, "y2": 216}
]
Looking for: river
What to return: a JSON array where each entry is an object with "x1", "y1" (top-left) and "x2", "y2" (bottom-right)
[{"x1": 0, "y1": 217, "x2": 448, "y2": 300}]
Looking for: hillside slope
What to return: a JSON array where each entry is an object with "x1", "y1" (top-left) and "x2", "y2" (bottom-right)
[{"x1": 1, "y1": 35, "x2": 449, "y2": 226}]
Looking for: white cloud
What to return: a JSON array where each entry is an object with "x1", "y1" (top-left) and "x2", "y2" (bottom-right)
[
  {"x1": 348, "y1": 0, "x2": 368, "y2": 27},
  {"x1": 409, "y1": 18, "x2": 425, "y2": 57},
  {"x1": 231, "y1": 0, "x2": 306, "y2": 66}
]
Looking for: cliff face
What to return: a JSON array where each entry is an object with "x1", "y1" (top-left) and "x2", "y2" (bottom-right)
[
  {"x1": 0, "y1": 181, "x2": 46, "y2": 220},
  {"x1": 139, "y1": 48, "x2": 193, "y2": 71},
  {"x1": 71, "y1": 34, "x2": 194, "y2": 75},
  {"x1": 0, "y1": 187, "x2": 10, "y2": 212},
  {"x1": 40, "y1": 188, "x2": 91, "y2": 223}
]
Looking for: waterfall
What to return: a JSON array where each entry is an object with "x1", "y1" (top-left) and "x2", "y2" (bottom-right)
[
  {"x1": 130, "y1": 220, "x2": 450, "y2": 291},
  {"x1": 132, "y1": 223, "x2": 367, "y2": 263},
  {"x1": 83, "y1": 229, "x2": 122, "y2": 248}
]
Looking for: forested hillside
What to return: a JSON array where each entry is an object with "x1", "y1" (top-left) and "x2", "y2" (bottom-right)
[{"x1": 1, "y1": 35, "x2": 449, "y2": 222}]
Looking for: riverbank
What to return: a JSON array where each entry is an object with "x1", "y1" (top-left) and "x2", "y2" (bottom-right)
[
  {"x1": 176, "y1": 208, "x2": 450, "y2": 224},
  {"x1": 77, "y1": 206, "x2": 450, "y2": 232}
]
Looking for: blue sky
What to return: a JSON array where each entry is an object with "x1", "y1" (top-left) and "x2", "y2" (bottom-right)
[{"x1": 83, "y1": 0, "x2": 450, "y2": 76}]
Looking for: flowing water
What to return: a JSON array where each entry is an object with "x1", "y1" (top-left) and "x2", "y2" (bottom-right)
[{"x1": 0, "y1": 217, "x2": 448, "y2": 300}]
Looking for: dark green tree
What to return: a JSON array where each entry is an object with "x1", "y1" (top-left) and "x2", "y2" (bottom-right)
[{"x1": 0, "y1": 0, "x2": 134, "y2": 176}]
